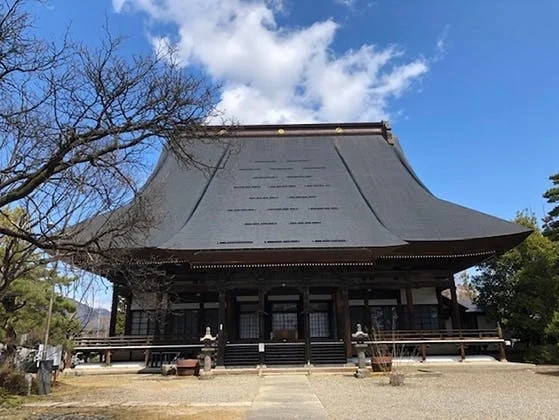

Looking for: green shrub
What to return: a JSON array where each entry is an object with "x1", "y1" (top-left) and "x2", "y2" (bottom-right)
[
  {"x1": 0, "y1": 366, "x2": 30, "y2": 396},
  {"x1": 523, "y1": 344, "x2": 559, "y2": 365},
  {"x1": 0, "y1": 388, "x2": 23, "y2": 410}
]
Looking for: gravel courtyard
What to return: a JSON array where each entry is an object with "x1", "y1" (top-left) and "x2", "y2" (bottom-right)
[
  {"x1": 310, "y1": 365, "x2": 559, "y2": 419},
  {"x1": 7, "y1": 363, "x2": 559, "y2": 419}
]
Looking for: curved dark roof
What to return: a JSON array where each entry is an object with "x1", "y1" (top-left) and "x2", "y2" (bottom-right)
[{"x1": 79, "y1": 122, "x2": 530, "y2": 263}]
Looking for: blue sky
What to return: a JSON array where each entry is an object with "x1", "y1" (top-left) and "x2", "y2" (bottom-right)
[
  {"x1": 32, "y1": 0, "x2": 559, "y2": 225},
  {"x1": 29, "y1": 0, "x2": 559, "y2": 307},
  {"x1": 31, "y1": 1, "x2": 557, "y2": 305}
]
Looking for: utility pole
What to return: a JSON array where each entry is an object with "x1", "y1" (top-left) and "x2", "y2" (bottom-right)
[{"x1": 43, "y1": 281, "x2": 55, "y2": 359}]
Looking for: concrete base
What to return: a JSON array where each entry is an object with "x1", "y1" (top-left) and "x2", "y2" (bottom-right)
[
  {"x1": 161, "y1": 364, "x2": 176, "y2": 376},
  {"x1": 198, "y1": 371, "x2": 215, "y2": 380},
  {"x1": 64, "y1": 357, "x2": 533, "y2": 377}
]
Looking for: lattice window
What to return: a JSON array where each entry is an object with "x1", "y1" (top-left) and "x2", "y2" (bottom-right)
[
  {"x1": 310, "y1": 312, "x2": 330, "y2": 338},
  {"x1": 413, "y1": 305, "x2": 439, "y2": 330},
  {"x1": 272, "y1": 313, "x2": 298, "y2": 332},
  {"x1": 239, "y1": 313, "x2": 259, "y2": 339},
  {"x1": 130, "y1": 311, "x2": 156, "y2": 335},
  {"x1": 170, "y1": 310, "x2": 199, "y2": 338},
  {"x1": 370, "y1": 306, "x2": 399, "y2": 331}
]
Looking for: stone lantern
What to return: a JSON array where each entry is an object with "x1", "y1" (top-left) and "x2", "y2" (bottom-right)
[
  {"x1": 199, "y1": 326, "x2": 217, "y2": 380},
  {"x1": 352, "y1": 324, "x2": 370, "y2": 378}
]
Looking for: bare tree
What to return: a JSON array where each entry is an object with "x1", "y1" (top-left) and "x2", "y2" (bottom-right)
[{"x1": 0, "y1": 0, "x2": 221, "y2": 305}]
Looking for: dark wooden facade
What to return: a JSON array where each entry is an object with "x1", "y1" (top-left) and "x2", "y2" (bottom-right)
[{"x1": 100, "y1": 262, "x2": 492, "y2": 366}]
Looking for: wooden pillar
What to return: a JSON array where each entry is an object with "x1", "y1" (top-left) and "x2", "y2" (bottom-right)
[
  {"x1": 216, "y1": 289, "x2": 226, "y2": 367},
  {"x1": 335, "y1": 289, "x2": 344, "y2": 340},
  {"x1": 449, "y1": 277, "x2": 462, "y2": 330},
  {"x1": 303, "y1": 286, "x2": 311, "y2": 365},
  {"x1": 405, "y1": 286, "x2": 415, "y2": 330},
  {"x1": 258, "y1": 288, "x2": 266, "y2": 341},
  {"x1": 124, "y1": 294, "x2": 132, "y2": 335},
  {"x1": 341, "y1": 288, "x2": 352, "y2": 358},
  {"x1": 435, "y1": 286, "x2": 446, "y2": 329},
  {"x1": 109, "y1": 284, "x2": 119, "y2": 337},
  {"x1": 197, "y1": 292, "x2": 204, "y2": 337},
  {"x1": 364, "y1": 287, "x2": 371, "y2": 333},
  {"x1": 226, "y1": 291, "x2": 236, "y2": 341}
]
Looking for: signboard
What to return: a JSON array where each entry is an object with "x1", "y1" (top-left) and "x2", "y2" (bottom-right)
[{"x1": 36, "y1": 344, "x2": 62, "y2": 368}]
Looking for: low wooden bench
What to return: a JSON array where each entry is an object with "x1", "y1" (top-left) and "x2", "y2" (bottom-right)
[{"x1": 353, "y1": 329, "x2": 507, "y2": 361}]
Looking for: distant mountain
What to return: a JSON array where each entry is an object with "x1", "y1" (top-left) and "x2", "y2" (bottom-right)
[{"x1": 71, "y1": 300, "x2": 111, "y2": 335}]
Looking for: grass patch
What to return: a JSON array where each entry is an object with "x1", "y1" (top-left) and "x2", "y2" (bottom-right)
[
  {"x1": 6, "y1": 407, "x2": 246, "y2": 420},
  {"x1": 0, "y1": 392, "x2": 23, "y2": 411}
]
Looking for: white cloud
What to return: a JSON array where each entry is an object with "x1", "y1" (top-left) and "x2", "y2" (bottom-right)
[
  {"x1": 434, "y1": 24, "x2": 450, "y2": 62},
  {"x1": 115, "y1": 0, "x2": 429, "y2": 124},
  {"x1": 335, "y1": 0, "x2": 355, "y2": 7},
  {"x1": 112, "y1": 0, "x2": 126, "y2": 13}
]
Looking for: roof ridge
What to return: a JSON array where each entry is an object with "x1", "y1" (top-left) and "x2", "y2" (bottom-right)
[{"x1": 190, "y1": 121, "x2": 395, "y2": 143}]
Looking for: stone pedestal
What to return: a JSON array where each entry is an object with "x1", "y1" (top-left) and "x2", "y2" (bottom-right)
[
  {"x1": 199, "y1": 348, "x2": 215, "y2": 380},
  {"x1": 354, "y1": 343, "x2": 370, "y2": 378}
]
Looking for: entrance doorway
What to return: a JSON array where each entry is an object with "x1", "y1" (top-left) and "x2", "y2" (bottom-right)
[
  {"x1": 267, "y1": 290, "x2": 301, "y2": 341},
  {"x1": 270, "y1": 302, "x2": 299, "y2": 340},
  {"x1": 233, "y1": 288, "x2": 337, "y2": 342}
]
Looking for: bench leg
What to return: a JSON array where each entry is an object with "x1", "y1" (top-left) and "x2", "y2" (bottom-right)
[
  {"x1": 420, "y1": 344, "x2": 427, "y2": 362},
  {"x1": 498, "y1": 342, "x2": 507, "y2": 362}
]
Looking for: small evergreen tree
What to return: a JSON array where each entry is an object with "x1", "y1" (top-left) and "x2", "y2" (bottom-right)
[
  {"x1": 472, "y1": 212, "x2": 559, "y2": 349},
  {"x1": 543, "y1": 173, "x2": 559, "y2": 242},
  {"x1": 0, "y1": 208, "x2": 81, "y2": 365}
]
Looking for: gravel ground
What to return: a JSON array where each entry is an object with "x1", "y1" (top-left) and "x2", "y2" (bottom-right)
[
  {"x1": 9, "y1": 364, "x2": 559, "y2": 419},
  {"x1": 310, "y1": 364, "x2": 559, "y2": 419},
  {"x1": 49, "y1": 374, "x2": 262, "y2": 405}
]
